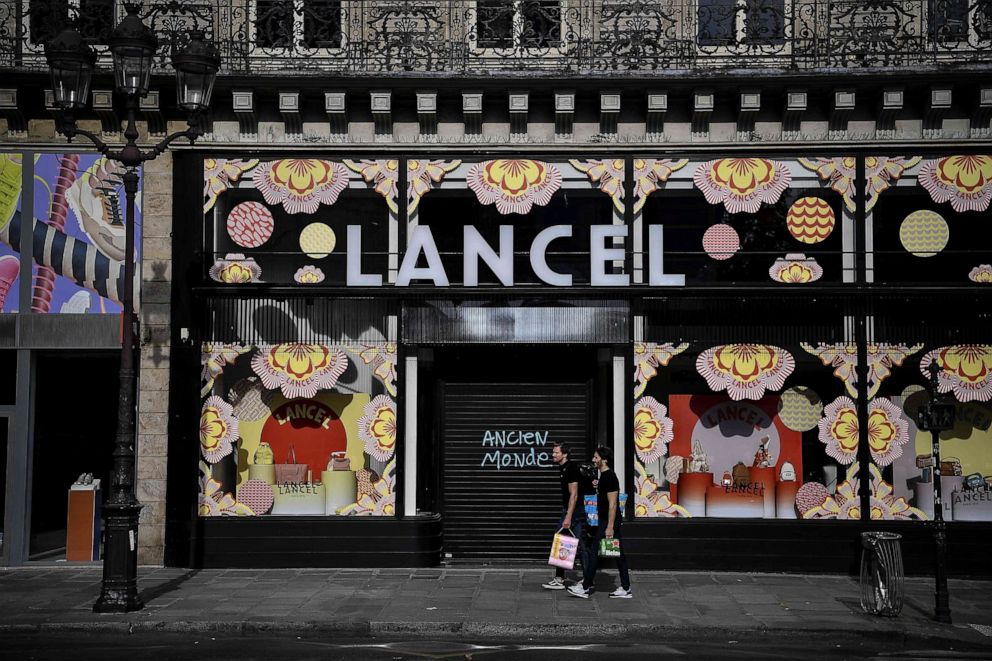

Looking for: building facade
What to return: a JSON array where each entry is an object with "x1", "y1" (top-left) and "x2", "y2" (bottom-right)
[{"x1": 2, "y1": 0, "x2": 992, "y2": 575}]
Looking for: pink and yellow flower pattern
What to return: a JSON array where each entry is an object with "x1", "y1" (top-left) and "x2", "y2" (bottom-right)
[
  {"x1": 571, "y1": 158, "x2": 626, "y2": 214},
  {"x1": 633, "y1": 396, "x2": 674, "y2": 464},
  {"x1": 693, "y1": 158, "x2": 791, "y2": 214},
  {"x1": 251, "y1": 343, "x2": 350, "y2": 399},
  {"x1": 355, "y1": 343, "x2": 398, "y2": 396},
  {"x1": 634, "y1": 461, "x2": 690, "y2": 518},
  {"x1": 344, "y1": 159, "x2": 399, "y2": 213},
  {"x1": 969, "y1": 264, "x2": 992, "y2": 283},
  {"x1": 200, "y1": 343, "x2": 250, "y2": 397},
  {"x1": 634, "y1": 341, "x2": 689, "y2": 397},
  {"x1": 209, "y1": 253, "x2": 262, "y2": 283},
  {"x1": 798, "y1": 156, "x2": 920, "y2": 213},
  {"x1": 918, "y1": 155, "x2": 992, "y2": 212},
  {"x1": 768, "y1": 254, "x2": 823, "y2": 283},
  {"x1": 253, "y1": 159, "x2": 350, "y2": 214},
  {"x1": 818, "y1": 396, "x2": 909, "y2": 467},
  {"x1": 339, "y1": 460, "x2": 396, "y2": 516},
  {"x1": 467, "y1": 159, "x2": 562, "y2": 215},
  {"x1": 358, "y1": 394, "x2": 397, "y2": 462},
  {"x1": 801, "y1": 342, "x2": 922, "y2": 400},
  {"x1": 803, "y1": 464, "x2": 926, "y2": 520},
  {"x1": 203, "y1": 158, "x2": 259, "y2": 213},
  {"x1": 696, "y1": 344, "x2": 795, "y2": 401},
  {"x1": 634, "y1": 158, "x2": 689, "y2": 214},
  {"x1": 408, "y1": 159, "x2": 460, "y2": 214},
  {"x1": 293, "y1": 265, "x2": 325, "y2": 284},
  {"x1": 198, "y1": 462, "x2": 253, "y2": 517},
  {"x1": 200, "y1": 395, "x2": 239, "y2": 464},
  {"x1": 921, "y1": 345, "x2": 992, "y2": 402}
]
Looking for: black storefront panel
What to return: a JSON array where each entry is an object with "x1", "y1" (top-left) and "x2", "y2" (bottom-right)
[{"x1": 441, "y1": 382, "x2": 591, "y2": 561}]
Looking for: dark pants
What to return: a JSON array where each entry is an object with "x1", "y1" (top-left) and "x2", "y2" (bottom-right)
[
  {"x1": 582, "y1": 520, "x2": 630, "y2": 591},
  {"x1": 554, "y1": 508, "x2": 587, "y2": 579}
]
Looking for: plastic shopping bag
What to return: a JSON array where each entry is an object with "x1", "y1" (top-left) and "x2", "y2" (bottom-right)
[
  {"x1": 598, "y1": 536, "x2": 621, "y2": 558},
  {"x1": 548, "y1": 528, "x2": 580, "y2": 569}
]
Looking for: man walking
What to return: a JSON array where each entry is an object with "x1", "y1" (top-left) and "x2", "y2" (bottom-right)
[
  {"x1": 568, "y1": 446, "x2": 632, "y2": 599},
  {"x1": 542, "y1": 442, "x2": 588, "y2": 590}
]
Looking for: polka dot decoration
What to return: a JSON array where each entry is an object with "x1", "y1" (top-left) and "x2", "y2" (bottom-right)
[
  {"x1": 702, "y1": 223, "x2": 740, "y2": 260},
  {"x1": 899, "y1": 210, "x2": 948, "y2": 257},
  {"x1": 778, "y1": 386, "x2": 823, "y2": 432},
  {"x1": 786, "y1": 197, "x2": 835, "y2": 244},
  {"x1": 226, "y1": 202, "x2": 274, "y2": 248},
  {"x1": 238, "y1": 479, "x2": 274, "y2": 515},
  {"x1": 795, "y1": 482, "x2": 829, "y2": 517},
  {"x1": 299, "y1": 223, "x2": 337, "y2": 259}
]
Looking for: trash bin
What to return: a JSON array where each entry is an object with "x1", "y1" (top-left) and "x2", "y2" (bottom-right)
[{"x1": 860, "y1": 532, "x2": 904, "y2": 616}]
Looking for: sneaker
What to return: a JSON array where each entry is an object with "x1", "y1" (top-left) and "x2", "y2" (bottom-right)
[
  {"x1": 541, "y1": 577, "x2": 566, "y2": 590},
  {"x1": 567, "y1": 584, "x2": 590, "y2": 599},
  {"x1": 609, "y1": 587, "x2": 633, "y2": 599}
]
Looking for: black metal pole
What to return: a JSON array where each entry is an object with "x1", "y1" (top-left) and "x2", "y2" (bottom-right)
[
  {"x1": 926, "y1": 364, "x2": 952, "y2": 624},
  {"x1": 94, "y1": 100, "x2": 143, "y2": 613}
]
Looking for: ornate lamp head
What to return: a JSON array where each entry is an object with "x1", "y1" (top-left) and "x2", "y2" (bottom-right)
[
  {"x1": 45, "y1": 25, "x2": 96, "y2": 110},
  {"x1": 109, "y1": 3, "x2": 157, "y2": 97},
  {"x1": 172, "y1": 30, "x2": 220, "y2": 113}
]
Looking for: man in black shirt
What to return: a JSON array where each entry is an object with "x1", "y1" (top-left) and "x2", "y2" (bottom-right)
[
  {"x1": 568, "y1": 445, "x2": 632, "y2": 599},
  {"x1": 542, "y1": 442, "x2": 589, "y2": 590}
]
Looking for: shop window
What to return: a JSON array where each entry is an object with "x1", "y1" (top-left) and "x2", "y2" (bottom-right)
[
  {"x1": 254, "y1": 0, "x2": 343, "y2": 49},
  {"x1": 697, "y1": 0, "x2": 786, "y2": 47},
  {"x1": 476, "y1": 0, "x2": 561, "y2": 49},
  {"x1": 0, "y1": 153, "x2": 23, "y2": 314},
  {"x1": 930, "y1": 0, "x2": 992, "y2": 43},
  {"x1": 27, "y1": 0, "x2": 114, "y2": 46}
]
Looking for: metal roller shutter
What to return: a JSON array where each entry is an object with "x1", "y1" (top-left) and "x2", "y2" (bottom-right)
[{"x1": 441, "y1": 382, "x2": 591, "y2": 561}]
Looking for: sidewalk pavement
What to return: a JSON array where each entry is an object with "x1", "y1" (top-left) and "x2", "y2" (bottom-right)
[{"x1": 1, "y1": 566, "x2": 990, "y2": 647}]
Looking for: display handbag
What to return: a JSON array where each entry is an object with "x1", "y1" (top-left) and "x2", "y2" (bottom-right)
[
  {"x1": 598, "y1": 536, "x2": 621, "y2": 558},
  {"x1": 274, "y1": 445, "x2": 307, "y2": 484},
  {"x1": 548, "y1": 528, "x2": 580, "y2": 570}
]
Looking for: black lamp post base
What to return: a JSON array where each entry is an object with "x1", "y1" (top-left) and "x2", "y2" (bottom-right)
[
  {"x1": 93, "y1": 502, "x2": 144, "y2": 613},
  {"x1": 94, "y1": 587, "x2": 144, "y2": 613}
]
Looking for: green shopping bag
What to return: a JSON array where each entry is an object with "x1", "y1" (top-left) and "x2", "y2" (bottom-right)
[{"x1": 598, "y1": 536, "x2": 621, "y2": 558}]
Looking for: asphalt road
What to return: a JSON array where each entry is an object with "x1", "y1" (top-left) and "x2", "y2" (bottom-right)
[{"x1": 2, "y1": 633, "x2": 991, "y2": 661}]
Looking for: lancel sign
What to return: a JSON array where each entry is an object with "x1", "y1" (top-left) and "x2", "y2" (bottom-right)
[{"x1": 347, "y1": 224, "x2": 685, "y2": 287}]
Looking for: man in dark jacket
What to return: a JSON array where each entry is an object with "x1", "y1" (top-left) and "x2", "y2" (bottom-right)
[{"x1": 541, "y1": 442, "x2": 589, "y2": 590}]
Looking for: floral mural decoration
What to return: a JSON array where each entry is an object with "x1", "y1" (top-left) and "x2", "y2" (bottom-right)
[
  {"x1": 920, "y1": 345, "x2": 992, "y2": 402},
  {"x1": 634, "y1": 462, "x2": 690, "y2": 518},
  {"x1": 693, "y1": 158, "x2": 791, "y2": 214},
  {"x1": 339, "y1": 459, "x2": 396, "y2": 516},
  {"x1": 786, "y1": 197, "x2": 835, "y2": 244},
  {"x1": 343, "y1": 159, "x2": 399, "y2": 213},
  {"x1": 198, "y1": 462, "x2": 254, "y2": 516},
  {"x1": 251, "y1": 344, "x2": 350, "y2": 399},
  {"x1": 200, "y1": 395, "x2": 239, "y2": 464},
  {"x1": 570, "y1": 158, "x2": 626, "y2": 214},
  {"x1": 918, "y1": 155, "x2": 992, "y2": 212},
  {"x1": 802, "y1": 464, "x2": 927, "y2": 520},
  {"x1": 696, "y1": 344, "x2": 795, "y2": 401},
  {"x1": 797, "y1": 156, "x2": 920, "y2": 213},
  {"x1": 293, "y1": 265, "x2": 325, "y2": 284},
  {"x1": 817, "y1": 396, "x2": 910, "y2": 467},
  {"x1": 466, "y1": 159, "x2": 562, "y2": 215},
  {"x1": 253, "y1": 159, "x2": 350, "y2": 214},
  {"x1": 358, "y1": 394, "x2": 397, "y2": 462},
  {"x1": 408, "y1": 159, "x2": 461, "y2": 214},
  {"x1": 201, "y1": 343, "x2": 251, "y2": 397},
  {"x1": 801, "y1": 342, "x2": 923, "y2": 400},
  {"x1": 634, "y1": 341, "x2": 689, "y2": 397},
  {"x1": 354, "y1": 343, "x2": 398, "y2": 396},
  {"x1": 633, "y1": 396, "x2": 674, "y2": 464},
  {"x1": 203, "y1": 158, "x2": 259, "y2": 213},
  {"x1": 969, "y1": 265, "x2": 992, "y2": 283},
  {"x1": 768, "y1": 253, "x2": 823, "y2": 283},
  {"x1": 209, "y1": 253, "x2": 262, "y2": 283},
  {"x1": 633, "y1": 158, "x2": 689, "y2": 215}
]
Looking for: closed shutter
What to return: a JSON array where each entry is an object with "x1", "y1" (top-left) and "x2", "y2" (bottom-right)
[{"x1": 441, "y1": 382, "x2": 591, "y2": 560}]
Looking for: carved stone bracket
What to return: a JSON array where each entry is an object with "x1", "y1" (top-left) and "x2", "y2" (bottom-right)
[
  {"x1": 509, "y1": 91, "x2": 529, "y2": 142},
  {"x1": 737, "y1": 90, "x2": 760, "y2": 141},
  {"x1": 555, "y1": 90, "x2": 574, "y2": 142},
  {"x1": 232, "y1": 90, "x2": 257, "y2": 140},
  {"x1": 600, "y1": 91, "x2": 620, "y2": 139},
  {"x1": 463, "y1": 91, "x2": 483, "y2": 138},
  {"x1": 139, "y1": 91, "x2": 166, "y2": 137},
  {"x1": 646, "y1": 91, "x2": 667, "y2": 142},
  {"x1": 325, "y1": 91, "x2": 347, "y2": 139},
  {"x1": 876, "y1": 88, "x2": 903, "y2": 140},
  {"x1": 782, "y1": 89, "x2": 806, "y2": 141},
  {"x1": 92, "y1": 89, "x2": 120, "y2": 137},
  {"x1": 417, "y1": 91, "x2": 438, "y2": 138},
  {"x1": 692, "y1": 90, "x2": 713, "y2": 140},
  {"x1": 371, "y1": 90, "x2": 392, "y2": 142},
  {"x1": 279, "y1": 91, "x2": 302, "y2": 137},
  {"x1": 0, "y1": 89, "x2": 26, "y2": 136},
  {"x1": 925, "y1": 86, "x2": 952, "y2": 139},
  {"x1": 971, "y1": 87, "x2": 992, "y2": 139},
  {"x1": 829, "y1": 89, "x2": 855, "y2": 140}
]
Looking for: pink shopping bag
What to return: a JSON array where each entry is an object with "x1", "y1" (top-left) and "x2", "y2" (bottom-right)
[{"x1": 548, "y1": 528, "x2": 580, "y2": 570}]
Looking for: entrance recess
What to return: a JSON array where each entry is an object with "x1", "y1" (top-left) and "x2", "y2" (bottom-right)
[{"x1": 440, "y1": 381, "x2": 592, "y2": 561}]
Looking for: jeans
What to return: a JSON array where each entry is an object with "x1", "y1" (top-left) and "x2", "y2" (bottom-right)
[
  {"x1": 582, "y1": 520, "x2": 630, "y2": 591},
  {"x1": 554, "y1": 508, "x2": 587, "y2": 579}
]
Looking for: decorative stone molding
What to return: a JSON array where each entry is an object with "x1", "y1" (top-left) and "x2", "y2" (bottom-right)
[
  {"x1": 925, "y1": 86, "x2": 952, "y2": 139},
  {"x1": 737, "y1": 90, "x2": 760, "y2": 140},
  {"x1": 371, "y1": 90, "x2": 392, "y2": 141},
  {"x1": 692, "y1": 89, "x2": 714, "y2": 140},
  {"x1": 232, "y1": 90, "x2": 257, "y2": 139},
  {"x1": 782, "y1": 89, "x2": 807, "y2": 141},
  {"x1": 555, "y1": 90, "x2": 574, "y2": 142},
  {"x1": 876, "y1": 88, "x2": 903, "y2": 139},
  {"x1": 971, "y1": 87, "x2": 992, "y2": 138},
  {"x1": 600, "y1": 90, "x2": 620, "y2": 138},
  {"x1": 91, "y1": 89, "x2": 119, "y2": 136},
  {"x1": 829, "y1": 89, "x2": 855, "y2": 139},
  {"x1": 417, "y1": 91, "x2": 438, "y2": 137},
  {"x1": 325, "y1": 91, "x2": 347, "y2": 138},
  {"x1": 646, "y1": 91, "x2": 667, "y2": 141},
  {"x1": 0, "y1": 89, "x2": 26, "y2": 136},
  {"x1": 140, "y1": 90, "x2": 166, "y2": 137},
  {"x1": 509, "y1": 91, "x2": 529, "y2": 142},
  {"x1": 279, "y1": 91, "x2": 302, "y2": 136},
  {"x1": 463, "y1": 91, "x2": 483, "y2": 137}
]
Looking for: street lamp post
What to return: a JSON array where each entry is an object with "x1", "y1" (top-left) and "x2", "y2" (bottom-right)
[
  {"x1": 45, "y1": 3, "x2": 219, "y2": 614},
  {"x1": 916, "y1": 361, "x2": 956, "y2": 624}
]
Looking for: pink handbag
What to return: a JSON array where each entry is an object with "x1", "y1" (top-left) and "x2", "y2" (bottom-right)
[
  {"x1": 548, "y1": 528, "x2": 579, "y2": 570},
  {"x1": 274, "y1": 445, "x2": 307, "y2": 484}
]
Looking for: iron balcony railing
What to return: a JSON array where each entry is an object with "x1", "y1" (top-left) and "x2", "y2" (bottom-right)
[{"x1": 2, "y1": 0, "x2": 991, "y2": 75}]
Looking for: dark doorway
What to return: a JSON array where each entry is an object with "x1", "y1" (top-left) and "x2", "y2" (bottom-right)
[{"x1": 434, "y1": 346, "x2": 600, "y2": 562}]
